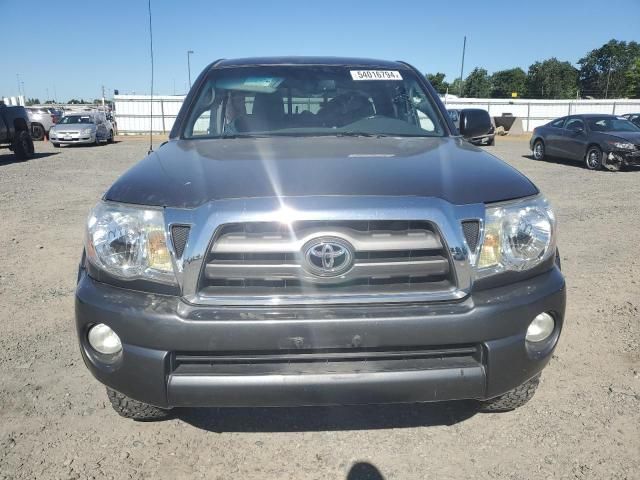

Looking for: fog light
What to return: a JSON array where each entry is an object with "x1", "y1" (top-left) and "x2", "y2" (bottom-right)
[
  {"x1": 88, "y1": 323, "x2": 122, "y2": 355},
  {"x1": 526, "y1": 312, "x2": 555, "y2": 343}
]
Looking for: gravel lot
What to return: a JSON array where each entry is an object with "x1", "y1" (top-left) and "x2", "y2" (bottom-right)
[{"x1": 0, "y1": 136, "x2": 638, "y2": 480}]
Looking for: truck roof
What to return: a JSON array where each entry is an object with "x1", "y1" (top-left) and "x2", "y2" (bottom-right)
[{"x1": 213, "y1": 56, "x2": 408, "y2": 70}]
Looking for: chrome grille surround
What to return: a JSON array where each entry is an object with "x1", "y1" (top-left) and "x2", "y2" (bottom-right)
[{"x1": 163, "y1": 196, "x2": 487, "y2": 306}]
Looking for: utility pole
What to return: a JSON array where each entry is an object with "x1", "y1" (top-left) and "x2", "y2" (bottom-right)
[
  {"x1": 53, "y1": 84, "x2": 58, "y2": 104},
  {"x1": 102, "y1": 85, "x2": 106, "y2": 107},
  {"x1": 604, "y1": 57, "x2": 613, "y2": 99},
  {"x1": 458, "y1": 36, "x2": 466, "y2": 97},
  {"x1": 187, "y1": 50, "x2": 194, "y2": 89},
  {"x1": 16, "y1": 74, "x2": 22, "y2": 96}
]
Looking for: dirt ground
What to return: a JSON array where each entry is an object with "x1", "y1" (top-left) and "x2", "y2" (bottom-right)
[{"x1": 0, "y1": 136, "x2": 638, "y2": 480}]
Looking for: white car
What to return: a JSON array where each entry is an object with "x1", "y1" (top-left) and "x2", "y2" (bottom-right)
[
  {"x1": 26, "y1": 107, "x2": 60, "y2": 141},
  {"x1": 49, "y1": 112, "x2": 114, "y2": 147}
]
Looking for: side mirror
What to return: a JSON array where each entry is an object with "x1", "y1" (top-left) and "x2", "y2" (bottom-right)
[{"x1": 458, "y1": 108, "x2": 492, "y2": 139}]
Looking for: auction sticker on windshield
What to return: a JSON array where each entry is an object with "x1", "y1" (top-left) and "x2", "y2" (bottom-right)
[{"x1": 350, "y1": 70, "x2": 403, "y2": 81}]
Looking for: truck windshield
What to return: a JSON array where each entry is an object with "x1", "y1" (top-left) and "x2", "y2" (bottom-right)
[{"x1": 183, "y1": 66, "x2": 446, "y2": 139}]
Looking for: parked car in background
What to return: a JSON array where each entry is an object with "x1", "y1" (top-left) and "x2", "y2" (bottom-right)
[
  {"x1": 530, "y1": 114, "x2": 640, "y2": 171},
  {"x1": 448, "y1": 108, "x2": 495, "y2": 145},
  {"x1": 621, "y1": 113, "x2": 640, "y2": 128},
  {"x1": 105, "y1": 111, "x2": 117, "y2": 136},
  {"x1": 0, "y1": 102, "x2": 35, "y2": 159},
  {"x1": 49, "y1": 112, "x2": 114, "y2": 147},
  {"x1": 26, "y1": 106, "x2": 60, "y2": 141}
]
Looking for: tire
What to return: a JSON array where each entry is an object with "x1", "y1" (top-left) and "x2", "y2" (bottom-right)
[
  {"x1": 480, "y1": 374, "x2": 541, "y2": 412},
  {"x1": 31, "y1": 123, "x2": 45, "y2": 141},
  {"x1": 107, "y1": 130, "x2": 114, "y2": 144},
  {"x1": 12, "y1": 130, "x2": 35, "y2": 160},
  {"x1": 532, "y1": 139, "x2": 545, "y2": 160},
  {"x1": 585, "y1": 145, "x2": 603, "y2": 170},
  {"x1": 52, "y1": 143, "x2": 60, "y2": 148},
  {"x1": 487, "y1": 137, "x2": 495, "y2": 146},
  {"x1": 106, "y1": 388, "x2": 172, "y2": 421}
]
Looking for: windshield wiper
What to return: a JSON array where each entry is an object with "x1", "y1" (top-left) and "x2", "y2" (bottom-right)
[
  {"x1": 220, "y1": 133, "x2": 270, "y2": 139},
  {"x1": 336, "y1": 132, "x2": 388, "y2": 138}
]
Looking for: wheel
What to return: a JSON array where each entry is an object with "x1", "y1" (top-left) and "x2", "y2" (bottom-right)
[
  {"x1": 585, "y1": 146, "x2": 603, "y2": 170},
  {"x1": 31, "y1": 123, "x2": 45, "y2": 141},
  {"x1": 107, "y1": 129, "x2": 114, "y2": 144},
  {"x1": 12, "y1": 130, "x2": 35, "y2": 160},
  {"x1": 487, "y1": 137, "x2": 495, "y2": 146},
  {"x1": 106, "y1": 388, "x2": 171, "y2": 421},
  {"x1": 532, "y1": 139, "x2": 545, "y2": 160},
  {"x1": 480, "y1": 374, "x2": 540, "y2": 412}
]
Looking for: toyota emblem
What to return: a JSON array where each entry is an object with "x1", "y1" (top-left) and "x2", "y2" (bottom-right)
[{"x1": 303, "y1": 237, "x2": 354, "y2": 277}]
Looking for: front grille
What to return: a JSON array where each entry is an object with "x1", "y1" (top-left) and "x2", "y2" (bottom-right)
[
  {"x1": 172, "y1": 344, "x2": 482, "y2": 376},
  {"x1": 198, "y1": 220, "x2": 455, "y2": 301}
]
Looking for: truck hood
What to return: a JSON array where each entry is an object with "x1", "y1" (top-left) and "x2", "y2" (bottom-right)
[{"x1": 105, "y1": 136, "x2": 538, "y2": 208}]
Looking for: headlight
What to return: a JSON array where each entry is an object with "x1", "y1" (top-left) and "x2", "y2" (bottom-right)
[
  {"x1": 476, "y1": 195, "x2": 556, "y2": 277},
  {"x1": 85, "y1": 201, "x2": 175, "y2": 284},
  {"x1": 606, "y1": 140, "x2": 635, "y2": 150},
  {"x1": 82, "y1": 127, "x2": 93, "y2": 134}
]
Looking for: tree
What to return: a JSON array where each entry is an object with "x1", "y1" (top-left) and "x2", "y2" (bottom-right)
[
  {"x1": 25, "y1": 98, "x2": 40, "y2": 106},
  {"x1": 526, "y1": 58, "x2": 578, "y2": 99},
  {"x1": 491, "y1": 68, "x2": 527, "y2": 98},
  {"x1": 578, "y1": 39, "x2": 640, "y2": 98},
  {"x1": 463, "y1": 68, "x2": 492, "y2": 98},
  {"x1": 449, "y1": 78, "x2": 463, "y2": 96},
  {"x1": 67, "y1": 98, "x2": 88, "y2": 104},
  {"x1": 626, "y1": 58, "x2": 640, "y2": 98},
  {"x1": 425, "y1": 72, "x2": 449, "y2": 94}
]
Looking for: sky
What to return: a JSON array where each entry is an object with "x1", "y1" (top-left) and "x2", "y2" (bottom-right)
[{"x1": 1, "y1": 0, "x2": 639, "y2": 101}]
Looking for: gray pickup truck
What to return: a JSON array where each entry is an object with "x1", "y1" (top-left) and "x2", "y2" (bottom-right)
[
  {"x1": 0, "y1": 103, "x2": 34, "y2": 160},
  {"x1": 75, "y1": 57, "x2": 565, "y2": 420}
]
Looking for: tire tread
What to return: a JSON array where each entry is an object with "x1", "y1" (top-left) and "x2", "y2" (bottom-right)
[
  {"x1": 480, "y1": 374, "x2": 540, "y2": 412},
  {"x1": 106, "y1": 388, "x2": 171, "y2": 421}
]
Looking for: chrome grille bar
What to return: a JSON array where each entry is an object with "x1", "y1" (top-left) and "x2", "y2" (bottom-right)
[
  {"x1": 205, "y1": 256, "x2": 449, "y2": 283},
  {"x1": 212, "y1": 227, "x2": 442, "y2": 254}
]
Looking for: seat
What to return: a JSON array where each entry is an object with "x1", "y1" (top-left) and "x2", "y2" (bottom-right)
[{"x1": 250, "y1": 92, "x2": 286, "y2": 130}]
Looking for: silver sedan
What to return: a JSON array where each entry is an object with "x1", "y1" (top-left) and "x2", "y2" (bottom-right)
[{"x1": 49, "y1": 113, "x2": 112, "y2": 147}]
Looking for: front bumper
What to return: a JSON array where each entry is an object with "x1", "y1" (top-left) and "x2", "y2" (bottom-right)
[
  {"x1": 605, "y1": 149, "x2": 640, "y2": 169},
  {"x1": 50, "y1": 133, "x2": 95, "y2": 144},
  {"x1": 470, "y1": 133, "x2": 495, "y2": 145},
  {"x1": 75, "y1": 267, "x2": 565, "y2": 409}
]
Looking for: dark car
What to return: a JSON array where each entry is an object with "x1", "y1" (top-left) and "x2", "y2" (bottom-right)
[
  {"x1": 75, "y1": 57, "x2": 565, "y2": 421},
  {"x1": 530, "y1": 114, "x2": 640, "y2": 171},
  {"x1": 448, "y1": 108, "x2": 495, "y2": 145},
  {"x1": 0, "y1": 102, "x2": 35, "y2": 159},
  {"x1": 621, "y1": 113, "x2": 640, "y2": 128}
]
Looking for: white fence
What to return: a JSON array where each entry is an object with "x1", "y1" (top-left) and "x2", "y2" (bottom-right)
[
  {"x1": 442, "y1": 97, "x2": 640, "y2": 131},
  {"x1": 114, "y1": 95, "x2": 185, "y2": 134},
  {"x1": 114, "y1": 94, "x2": 640, "y2": 134}
]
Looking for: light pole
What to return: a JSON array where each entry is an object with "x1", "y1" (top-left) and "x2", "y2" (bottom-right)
[
  {"x1": 187, "y1": 50, "x2": 194, "y2": 89},
  {"x1": 458, "y1": 36, "x2": 466, "y2": 97},
  {"x1": 604, "y1": 57, "x2": 613, "y2": 99}
]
